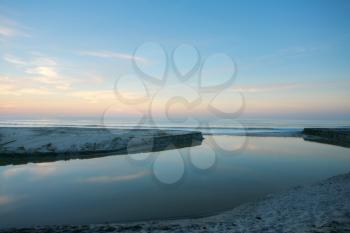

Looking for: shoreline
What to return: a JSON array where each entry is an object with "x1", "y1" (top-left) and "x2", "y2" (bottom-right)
[
  {"x1": 1, "y1": 171, "x2": 349, "y2": 232},
  {"x1": 1, "y1": 127, "x2": 349, "y2": 166}
]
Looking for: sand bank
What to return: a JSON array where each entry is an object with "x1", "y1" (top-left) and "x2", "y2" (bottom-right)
[
  {"x1": 0, "y1": 127, "x2": 203, "y2": 165},
  {"x1": 303, "y1": 128, "x2": 350, "y2": 148}
]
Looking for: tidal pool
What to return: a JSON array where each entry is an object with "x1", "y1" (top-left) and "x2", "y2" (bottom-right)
[{"x1": 1, "y1": 135, "x2": 350, "y2": 228}]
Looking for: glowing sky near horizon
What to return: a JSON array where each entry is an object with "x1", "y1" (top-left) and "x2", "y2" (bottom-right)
[{"x1": 0, "y1": 0, "x2": 350, "y2": 120}]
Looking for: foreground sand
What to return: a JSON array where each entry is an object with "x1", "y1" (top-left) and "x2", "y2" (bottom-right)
[{"x1": 1, "y1": 171, "x2": 349, "y2": 233}]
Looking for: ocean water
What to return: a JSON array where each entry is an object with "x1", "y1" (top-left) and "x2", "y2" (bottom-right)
[
  {"x1": 0, "y1": 119, "x2": 350, "y2": 228},
  {"x1": 1, "y1": 118, "x2": 349, "y2": 135}
]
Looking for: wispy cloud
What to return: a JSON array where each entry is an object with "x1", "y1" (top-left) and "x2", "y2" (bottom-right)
[
  {"x1": 239, "y1": 46, "x2": 324, "y2": 70},
  {"x1": 234, "y1": 82, "x2": 301, "y2": 93},
  {"x1": 0, "y1": 75, "x2": 54, "y2": 96},
  {"x1": 4, "y1": 53, "x2": 57, "y2": 67},
  {"x1": 0, "y1": 72, "x2": 107, "y2": 99},
  {"x1": 3, "y1": 53, "x2": 74, "y2": 91},
  {"x1": 69, "y1": 90, "x2": 115, "y2": 103},
  {"x1": 27, "y1": 66, "x2": 72, "y2": 91},
  {"x1": 235, "y1": 80, "x2": 350, "y2": 93},
  {"x1": 26, "y1": 66, "x2": 57, "y2": 77},
  {"x1": 80, "y1": 50, "x2": 148, "y2": 63},
  {"x1": 0, "y1": 24, "x2": 21, "y2": 37},
  {"x1": 3, "y1": 54, "x2": 27, "y2": 65},
  {"x1": 31, "y1": 56, "x2": 57, "y2": 66},
  {"x1": 256, "y1": 46, "x2": 322, "y2": 62},
  {"x1": 0, "y1": 16, "x2": 30, "y2": 38}
]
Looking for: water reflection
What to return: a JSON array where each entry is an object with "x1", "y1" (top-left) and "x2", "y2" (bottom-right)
[{"x1": 0, "y1": 136, "x2": 350, "y2": 228}]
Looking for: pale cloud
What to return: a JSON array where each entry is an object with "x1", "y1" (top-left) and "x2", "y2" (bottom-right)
[
  {"x1": 0, "y1": 25, "x2": 15, "y2": 37},
  {"x1": 0, "y1": 73, "x2": 107, "y2": 100},
  {"x1": 33, "y1": 76, "x2": 72, "y2": 91},
  {"x1": 0, "y1": 16, "x2": 30, "y2": 38},
  {"x1": 3, "y1": 54, "x2": 27, "y2": 65},
  {"x1": 240, "y1": 46, "x2": 324, "y2": 70},
  {"x1": 0, "y1": 74, "x2": 55, "y2": 96},
  {"x1": 0, "y1": 102, "x2": 16, "y2": 109},
  {"x1": 80, "y1": 50, "x2": 148, "y2": 63},
  {"x1": 234, "y1": 80, "x2": 350, "y2": 93},
  {"x1": 0, "y1": 24, "x2": 27, "y2": 37},
  {"x1": 26, "y1": 66, "x2": 58, "y2": 77},
  {"x1": 3, "y1": 53, "x2": 57, "y2": 67},
  {"x1": 86, "y1": 75, "x2": 105, "y2": 84},
  {"x1": 2, "y1": 53, "x2": 111, "y2": 94},
  {"x1": 3, "y1": 53, "x2": 74, "y2": 90},
  {"x1": 256, "y1": 46, "x2": 322, "y2": 62},
  {"x1": 68, "y1": 89, "x2": 148, "y2": 104},
  {"x1": 69, "y1": 90, "x2": 115, "y2": 103},
  {"x1": 0, "y1": 87, "x2": 53, "y2": 96},
  {"x1": 234, "y1": 82, "x2": 301, "y2": 93},
  {"x1": 17, "y1": 88, "x2": 54, "y2": 95},
  {"x1": 31, "y1": 55, "x2": 57, "y2": 66}
]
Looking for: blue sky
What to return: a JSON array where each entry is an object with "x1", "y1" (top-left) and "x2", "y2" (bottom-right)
[{"x1": 0, "y1": 0, "x2": 349, "y2": 120}]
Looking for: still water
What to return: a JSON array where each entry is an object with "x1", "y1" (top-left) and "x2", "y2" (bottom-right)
[{"x1": 1, "y1": 135, "x2": 350, "y2": 228}]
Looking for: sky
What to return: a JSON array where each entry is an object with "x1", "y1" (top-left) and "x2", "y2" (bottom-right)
[{"x1": 0, "y1": 0, "x2": 350, "y2": 121}]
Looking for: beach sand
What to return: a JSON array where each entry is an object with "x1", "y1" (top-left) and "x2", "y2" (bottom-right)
[{"x1": 0, "y1": 127, "x2": 203, "y2": 165}]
